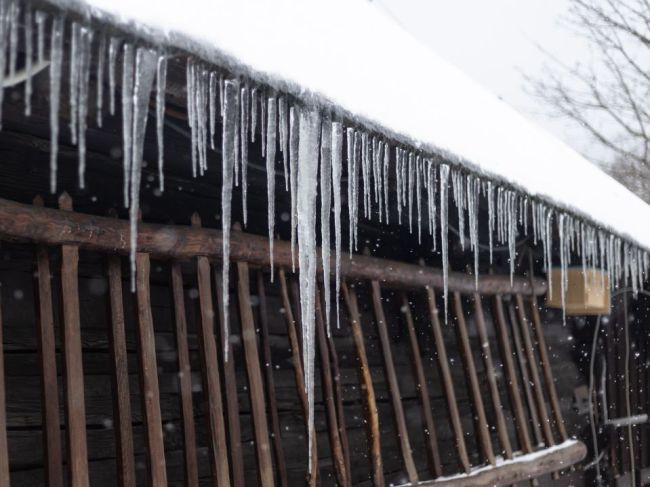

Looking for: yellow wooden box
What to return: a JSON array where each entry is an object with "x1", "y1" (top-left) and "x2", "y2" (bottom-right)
[{"x1": 546, "y1": 267, "x2": 610, "y2": 315}]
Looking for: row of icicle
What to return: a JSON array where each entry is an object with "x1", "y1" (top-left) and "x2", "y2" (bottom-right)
[{"x1": 2, "y1": 0, "x2": 650, "y2": 472}]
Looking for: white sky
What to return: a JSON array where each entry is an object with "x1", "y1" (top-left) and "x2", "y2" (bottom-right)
[{"x1": 373, "y1": 0, "x2": 597, "y2": 158}]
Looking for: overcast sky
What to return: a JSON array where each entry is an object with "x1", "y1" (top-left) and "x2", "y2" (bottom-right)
[{"x1": 373, "y1": 0, "x2": 597, "y2": 158}]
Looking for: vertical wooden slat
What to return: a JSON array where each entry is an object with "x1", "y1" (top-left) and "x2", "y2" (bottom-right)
[
  {"x1": 315, "y1": 288, "x2": 350, "y2": 487},
  {"x1": 278, "y1": 268, "x2": 318, "y2": 486},
  {"x1": 492, "y1": 295, "x2": 533, "y2": 454},
  {"x1": 107, "y1": 255, "x2": 137, "y2": 487},
  {"x1": 507, "y1": 301, "x2": 543, "y2": 446},
  {"x1": 401, "y1": 292, "x2": 443, "y2": 477},
  {"x1": 58, "y1": 193, "x2": 90, "y2": 487},
  {"x1": 341, "y1": 282, "x2": 384, "y2": 487},
  {"x1": 472, "y1": 293, "x2": 513, "y2": 460},
  {"x1": 194, "y1": 231, "x2": 231, "y2": 487},
  {"x1": 515, "y1": 294, "x2": 555, "y2": 447},
  {"x1": 426, "y1": 286, "x2": 471, "y2": 473},
  {"x1": 453, "y1": 292, "x2": 496, "y2": 465},
  {"x1": 256, "y1": 271, "x2": 289, "y2": 487},
  {"x1": 32, "y1": 196, "x2": 64, "y2": 487},
  {"x1": 170, "y1": 263, "x2": 199, "y2": 487},
  {"x1": 134, "y1": 252, "x2": 167, "y2": 486},
  {"x1": 236, "y1": 261, "x2": 275, "y2": 487},
  {"x1": 0, "y1": 290, "x2": 9, "y2": 486},
  {"x1": 214, "y1": 266, "x2": 246, "y2": 487},
  {"x1": 528, "y1": 297, "x2": 568, "y2": 441},
  {"x1": 370, "y1": 280, "x2": 419, "y2": 485}
]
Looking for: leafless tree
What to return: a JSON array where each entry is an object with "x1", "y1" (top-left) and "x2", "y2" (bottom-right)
[{"x1": 531, "y1": 0, "x2": 650, "y2": 200}]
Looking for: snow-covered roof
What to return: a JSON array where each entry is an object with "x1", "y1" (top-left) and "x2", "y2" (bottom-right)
[{"x1": 50, "y1": 0, "x2": 650, "y2": 251}]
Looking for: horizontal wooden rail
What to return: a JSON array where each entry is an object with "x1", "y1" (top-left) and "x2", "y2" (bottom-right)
[
  {"x1": 0, "y1": 197, "x2": 546, "y2": 295},
  {"x1": 397, "y1": 440, "x2": 587, "y2": 487}
]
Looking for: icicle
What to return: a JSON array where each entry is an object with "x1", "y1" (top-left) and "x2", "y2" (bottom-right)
[
  {"x1": 108, "y1": 37, "x2": 120, "y2": 115},
  {"x1": 320, "y1": 116, "x2": 332, "y2": 336},
  {"x1": 77, "y1": 27, "x2": 93, "y2": 190},
  {"x1": 452, "y1": 169, "x2": 466, "y2": 250},
  {"x1": 24, "y1": 5, "x2": 33, "y2": 117},
  {"x1": 361, "y1": 132, "x2": 370, "y2": 219},
  {"x1": 121, "y1": 43, "x2": 134, "y2": 207},
  {"x1": 128, "y1": 47, "x2": 157, "y2": 290},
  {"x1": 266, "y1": 95, "x2": 277, "y2": 278},
  {"x1": 69, "y1": 23, "x2": 81, "y2": 146},
  {"x1": 416, "y1": 155, "x2": 422, "y2": 243},
  {"x1": 352, "y1": 131, "x2": 361, "y2": 250},
  {"x1": 48, "y1": 16, "x2": 64, "y2": 194},
  {"x1": 545, "y1": 209, "x2": 553, "y2": 296},
  {"x1": 0, "y1": 1, "x2": 11, "y2": 129},
  {"x1": 251, "y1": 87, "x2": 258, "y2": 143},
  {"x1": 558, "y1": 214, "x2": 568, "y2": 325},
  {"x1": 7, "y1": 0, "x2": 18, "y2": 80},
  {"x1": 396, "y1": 148, "x2": 402, "y2": 225},
  {"x1": 486, "y1": 182, "x2": 494, "y2": 263},
  {"x1": 347, "y1": 128, "x2": 355, "y2": 254},
  {"x1": 240, "y1": 85, "x2": 249, "y2": 226},
  {"x1": 440, "y1": 164, "x2": 450, "y2": 322},
  {"x1": 383, "y1": 142, "x2": 390, "y2": 224},
  {"x1": 186, "y1": 60, "x2": 197, "y2": 177},
  {"x1": 427, "y1": 160, "x2": 437, "y2": 250},
  {"x1": 35, "y1": 10, "x2": 45, "y2": 63},
  {"x1": 209, "y1": 71, "x2": 217, "y2": 150},
  {"x1": 95, "y1": 34, "x2": 106, "y2": 127},
  {"x1": 507, "y1": 191, "x2": 518, "y2": 285},
  {"x1": 408, "y1": 153, "x2": 414, "y2": 233},
  {"x1": 197, "y1": 67, "x2": 209, "y2": 176},
  {"x1": 221, "y1": 79, "x2": 239, "y2": 360},
  {"x1": 467, "y1": 175, "x2": 480, "y2": 288},
  {"x1": 331, "y1": 121, "x2": 343, "y2": 329},
  {"x1": 289, "y1": 105, "x2": 299, "y2": 270},
  {"x1": 279, "y1": 96, "x2": 289, "y2": 191},
  {"x1": 156, "y1": 55, "x2": 167, "y2": 192},
  {"x1": 261, "y1": 94, "x2": 267, "y2": 157},
  {"x1": 296, "y1": 107, "x2": 321, "y2": 472}
]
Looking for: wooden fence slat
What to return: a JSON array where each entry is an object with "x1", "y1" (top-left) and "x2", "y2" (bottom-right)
[
  {"x1": 236, "y1": 261, "x2": 275, "y2": 487},
  {"x1": 278, "y1": 268, "x2": 318, "y2": 486},
  {"x1": 492, "y1": 295, "x2": 533, "y2": 454},
  {"x1": 195, "y1": 250, "x2": 231, "y2": 487},
  {"x1": 170, "y1": 263, "x2": 199, "y2": 487},
  {"x1": 401, "y1": 292, "x2": 443, "y2": 477},
  {"x1": 507, "y1": 301, "x2": 543, "y2": 446},
  {"x1": 0, "y1": 289, "x2": 9, "y2": 486},
  {"x1": 515, "y1": 294, "x2": 555, "y2": 447},
  {"x1": 32, "y1": 202, "x2": 64, "y2": 487},
  {"x1": 370, "y1": 280, "x2": 419, "y2": 485},
  {"x1": 426, "y1": 286, "x2": 471, "y2": 473},
  {"x1": 341, "y1": 282, "x2": 384, "y2": 487},
  {"x1": 58, "y1": 193, "x2": 90, "y2": 487},
  {"x1": 134, "y1": 252, "x2": 167, "y2": 487},
  {"x1": 107, "y1": 255, "x2": 137, "y2": 487},
  {"x1": 315, "y1": 288, "x2": 350, "y2": 487},
  {"x1": 214, "y1": 267, "x2": 246, "y2": 487},
  {"x1": 452, "y1": 292, "x2": 496, "y2": 466},
  {"x1": 528, "y1": 296, "x2": 568, "y2": 441},
  {"x1": 256, "y1": 271, "x2": 289, "y2": 487},
  {"x1": 472, "y1": 293, "x2": 513, "y2": 460}
]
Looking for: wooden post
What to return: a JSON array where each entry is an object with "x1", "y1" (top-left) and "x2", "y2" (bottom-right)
[
  {"x1": 401, "y1": 291, "x2": 443, "y2": 477},
  {"x1": 58, "y1": 193, "x2": 90, "y2": 487},
  {"x1": 134, "y1": 251, "x2": 167, "y2": 486},
  {"x1": 426, "y1": 286, "x2": 471, "y2": 473},
  {"x1": 214, "y1": 267, "x2": 246, "y2": 487},
  {"x1": 32, "y1": 196, "x2": 64, "y2": 487},
  {"x1": 453, "y1": 292, "x2": 496, "y2": 466},
  {"x1": 236, "y1": 261, "x2": 275, "y2": 487},
  {"x1": 472, "y1": 293, "x2": 512, "y2": 459},
  {"x1": 107, "y1": 255, "x2": 137, "y2": 487},
  {"x1": 341, "y1": 283, "x2": 384, "y2": 487},
  {"x1": 315, "y1": 288, "x2": 350, "y2": 487},
  {"x1": 192, "y1": 215, "x2": 231, "y2": 487},
  {"x1": 370, "y1": 281, "x2": 419, "y2": 485},
  {"x1": 256, "y1": 271, "x2": 289, "y2": 487},
  {"x1": 170, "y1": 263, "x2": 199, "y2": 487}
]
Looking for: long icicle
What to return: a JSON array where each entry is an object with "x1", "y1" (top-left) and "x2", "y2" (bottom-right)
[
  {"x1": 221, "y1": 79, "x2": 239, "y2": 360},
  {"x1": 332, "y1": 121, "x2": 343, "y2": 329},
  {"x1": 121, "y1": 43, "x2": 135, "y2": 207},
  {"x1": 266, "y1": 95, "x2": 277, "y2": 278},
  {"x1": 77, "y1": 26, "x2": 93, "y2": 190},
  {"x1": 24, "y1": 4, "x2": 33, "y2": 117},
  {"x1": 320, "y1": 116, "x2": 332, "y2": 336},
  {"x1": 241, "y1": 84, "x2": 249, "y2": 226},
  {"x1": 128, "y1": 47, "x2": 157, "y2": 290},
  {"x1": 48, "y1": 16, "x2": 64, "y2": 194},
  {"x1": 156, "y1": 54, "x2": 167, "y2": 192},
  {"x1": 440, "y1": 164, "x2": 450, "y2": 323},
  {"x1": 95, "y1": 33, "x2": 106, "y2": 127},
  {"x1": 69, "y1": 22, "x2": 80, "y2": 146},
  {"x1": 289, "y1": 105, "x2": 299, "y2": 270}
]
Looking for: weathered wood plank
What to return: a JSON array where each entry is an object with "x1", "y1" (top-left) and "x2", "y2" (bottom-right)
[
  {"x1": 236, "y1": 261, "x2": 275, "y2": 487},
  {"x1": 58, "y1": 193, "x2": 90, "y2": 487},
  {"x1": 170, "y1": 263, "x2": 199, "y2": 487},
  {"x1": 107, "y1": 255, "x2": 137, "y2": 487},
  {"x1": 370, "y1": 281, "x2": 418, "y2": 485},
  {"x1": 134, "y1": 252, "x2": 167, "y2": 486}
]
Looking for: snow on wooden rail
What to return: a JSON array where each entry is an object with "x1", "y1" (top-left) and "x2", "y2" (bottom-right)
[{"x1": 397, "y1": 440, "x2": 587, "y2": 487}]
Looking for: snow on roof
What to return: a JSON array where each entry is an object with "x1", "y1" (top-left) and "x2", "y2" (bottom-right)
[{"x1": 50, "y1": 0, "x2": 650, "y2": 251}]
